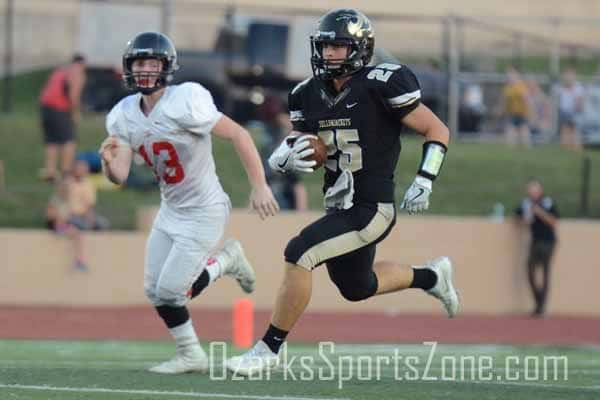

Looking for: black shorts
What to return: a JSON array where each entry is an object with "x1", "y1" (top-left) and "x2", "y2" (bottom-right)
[
  {"x1": 558, "y1": 110, "x2": 577, "y2": 129},
  {"x1": 40, "y1": 106, "x2": 75, "y2": 144},
  {"x1": 284, "y1": 202, "x2": 396, "y2": 271},
  {"x1": 509, "y1": 115, "x2": 528, "y2": 127},
  {"x1": 528, "y1": 240, "x2": 556, "y2": 267}
]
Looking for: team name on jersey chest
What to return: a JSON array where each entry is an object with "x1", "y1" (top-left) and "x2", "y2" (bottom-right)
[{"x1": 318, "y1": 118, "x2": 352, "y2": 129}]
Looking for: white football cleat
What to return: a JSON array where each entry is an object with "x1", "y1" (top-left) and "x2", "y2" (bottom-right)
[
  {"x1": 225, "y1": 340, "x2": 279, "y2": 377},
  {"x1": 425, "y1": 257, "x2": 460, "y2": 318},
  {"x1": 220, "y1": 239, "x2": 256, "y2": 294},
  {"x1": 148, "y1": 344, "x2": 208, "y2": 374}
]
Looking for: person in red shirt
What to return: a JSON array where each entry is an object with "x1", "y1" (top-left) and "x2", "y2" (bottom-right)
[{"x1": 39, "y1": 54, "x2": 86, "y2": 181}]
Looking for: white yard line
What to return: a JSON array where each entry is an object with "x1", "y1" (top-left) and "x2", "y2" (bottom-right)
[
  {"x1": 0, "y1": 384, "x2": 349, "y2": 400},
  {"x1": 1, "y1": 380, "x2": 598, "y2": 397},
  {"x1": 468, "y1": 380, "x2": 600, "y2": 391}
]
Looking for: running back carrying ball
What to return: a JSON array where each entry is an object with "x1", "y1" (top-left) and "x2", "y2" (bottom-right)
[{"x1": 228, "y1": 8, "x2": 458, "y2": 377}]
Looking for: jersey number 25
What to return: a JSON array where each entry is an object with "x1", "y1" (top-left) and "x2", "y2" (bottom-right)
[{"x1": 318, "y1": 129, "x2": 363, "y2": 173}]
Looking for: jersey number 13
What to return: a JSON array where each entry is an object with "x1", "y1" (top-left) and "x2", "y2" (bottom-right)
[{"x1": 138, "y1": 141, "x2": 185, "y2": 184}]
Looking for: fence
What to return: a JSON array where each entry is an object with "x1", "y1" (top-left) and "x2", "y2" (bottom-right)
[
  {"x1": 3, "y1": 1, "x2": 600, "y2": 139},
  {"x1": 0, "y1": 1, "x2": 598, "y2": 228}
]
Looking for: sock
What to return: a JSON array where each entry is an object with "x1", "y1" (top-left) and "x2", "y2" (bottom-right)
[
  {"x1": 211, "y1": 241, "x2": 241, "y2": 279},
  {"x1": 410, "y1": 267, "x2": 438, "y2": 290},
  {"x1": 169, "y1": 319, "x2": 200, "y2": 351},
  {"x1": 189, "y1": 270, "x2": 210, "y2": 299},
  {"x1": 206, "y1": 256, "x2": 223, "y2": 283},
  {"x1": 262, "y1": 324, "x2": 289, "y2": 354},
  {"x1": 189, "y1": 255, "x2": 225, "y2": 300}
]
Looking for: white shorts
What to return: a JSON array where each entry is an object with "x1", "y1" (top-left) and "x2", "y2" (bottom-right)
[{"x1": 144, "y1": 201, "x2": 230, "y2": 306}]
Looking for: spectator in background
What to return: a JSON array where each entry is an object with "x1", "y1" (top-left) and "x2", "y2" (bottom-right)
[
  {"x1": 76, "y1": 150, "x2": 103, "y2": 174},
  {"x1": 527, "y1": 81, "x2": 552, "y2": 143},
  {"x1": 45, "y1": 178, "x2": 88, "y2": 271},
  {"x1": 258, "y1": 94, "x2": 308, "y2": 211},
  {"x1": 459, "y1": 82, "x2": 486, "y2": 133},
  {"x1": 515, "y1": 179, "x2": 559, "y2": 317},
  {"x1": 555, "y1": 67, "x2": 585, "y2": 150},
  {"x1": 502, "y1": 66, "x2": 531, "y2": 146},
  {"x1": 39, "y1": 54, "x2": 87, "y2": 182},
  {"x1": 65, "y1": 159, "x2": 109, "y2": 231}
]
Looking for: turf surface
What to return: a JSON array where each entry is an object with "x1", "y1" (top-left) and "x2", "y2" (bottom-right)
[{"x1": 0, "y1": 340, "x2": 598, "y2": 400}]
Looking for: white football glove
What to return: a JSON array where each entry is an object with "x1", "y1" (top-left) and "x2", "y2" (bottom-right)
[
  {"x1": 401, "y1": 176, "x2": 433, "y2": 214},
  {"x1": 268, "y1": 135, "x2": 316, "y2": 173}
]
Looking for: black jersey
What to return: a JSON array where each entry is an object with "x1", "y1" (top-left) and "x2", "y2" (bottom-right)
[{"x1": 289, "y1": 63, "x2": 421, "y2": 204}]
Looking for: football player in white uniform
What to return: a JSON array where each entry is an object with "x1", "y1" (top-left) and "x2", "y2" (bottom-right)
[{"x1": 99, "y1": 32, "x2": 280, "y2": 374}]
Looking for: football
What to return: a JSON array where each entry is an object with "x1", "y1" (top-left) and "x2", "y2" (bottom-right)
[{"x1": 299, "y1": 134, "x2": 328, "y2": 169}]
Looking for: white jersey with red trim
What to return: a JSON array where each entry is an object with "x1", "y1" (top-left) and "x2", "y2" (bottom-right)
[{"x1": 106, "y1": 82, "x2": 229, "y2": 209}]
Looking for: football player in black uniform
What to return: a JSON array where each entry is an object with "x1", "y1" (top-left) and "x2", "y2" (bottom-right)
[{"x1": 227, "y1": 8, "x2": 459, "y2": 375}]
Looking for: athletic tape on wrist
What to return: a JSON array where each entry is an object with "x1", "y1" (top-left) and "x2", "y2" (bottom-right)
[{"x1": 417, "y1": 141, "x2": 447, "y2": 181}]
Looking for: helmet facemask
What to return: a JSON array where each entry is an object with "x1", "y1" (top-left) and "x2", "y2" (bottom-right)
[
  {"x1": 310, "y1": 37, "x2": 363, "y2": 80},
  {"x1": 124, "y1": 56, "x2": 171, "y2": 95}
]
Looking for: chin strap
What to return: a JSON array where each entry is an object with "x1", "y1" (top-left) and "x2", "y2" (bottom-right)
[{"x1": 139, "y1": 84, "x2": 164, "y2": 95}]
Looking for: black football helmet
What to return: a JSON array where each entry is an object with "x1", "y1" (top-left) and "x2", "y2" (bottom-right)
[
  {"x1": 310, "y1": 9, "x2": 375, "y2": 80},
  {"x1": 122, "y1": 32, "x2": 179, "y2": 94}
]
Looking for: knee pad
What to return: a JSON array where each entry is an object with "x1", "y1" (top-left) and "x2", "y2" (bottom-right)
[
  {"x1": 284, "y1": 235, "x2": 315, "y2": 270},
  {"x1": 331, "y1": 273, "x2": 378, "y2": 302},
  {"x1": 337, "y1": 281, "x2": 377, "y2": 302}
]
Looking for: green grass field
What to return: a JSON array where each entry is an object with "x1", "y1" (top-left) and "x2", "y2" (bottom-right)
[
  {"x1": 0, "y1": 339, "x2": 598, "y2": 400},
  {"x1": 1, "y1": 69, "x2": 600, "y2": 229}
]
